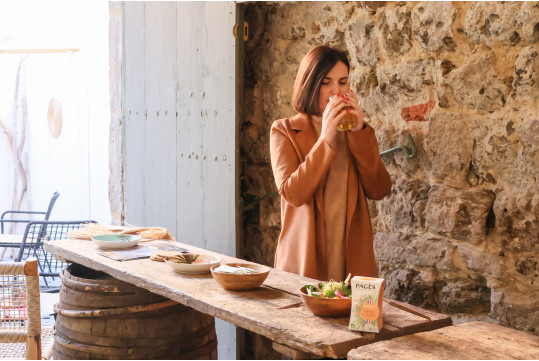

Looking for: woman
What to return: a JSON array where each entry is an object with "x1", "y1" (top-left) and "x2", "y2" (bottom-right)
[{"x1": 270, "y1": 45, "x2": 392, "y2": 281}]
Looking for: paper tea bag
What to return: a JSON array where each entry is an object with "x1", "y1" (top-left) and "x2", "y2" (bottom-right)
[{"x1": 348, "y1": 276, "x2": 385, "y2": 333}]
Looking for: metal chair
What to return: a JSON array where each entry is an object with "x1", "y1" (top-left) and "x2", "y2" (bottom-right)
[
  {"x1": 0, "y1": 257, "x2": 53, "y2": 360},
  {"x1": 14, "y1": 220, "x2": 97, "y2": 292},
  {"x1": 0, "y1": 192, "x2": 60, "y2": 234}
]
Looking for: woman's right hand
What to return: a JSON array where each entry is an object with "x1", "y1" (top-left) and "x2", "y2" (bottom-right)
[{"x1": 321, "y1": 94, "x2": 347, "y2": 148}]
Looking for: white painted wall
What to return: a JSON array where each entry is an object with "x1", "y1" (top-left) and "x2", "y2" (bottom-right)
[
  {"x1": 0, "y1": 2, "x2": 111, "y2": 232},
  {"x1": 122, "y1": 2, "x2": 238, "y2": 359}
]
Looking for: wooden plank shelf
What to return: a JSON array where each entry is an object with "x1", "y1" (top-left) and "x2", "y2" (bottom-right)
[
  {"x1": 45, "y1": 239, "x2": 452, "y2": 359},
  {"x1": 347, "y1": 321, "x2": 539, "y2": 360}
]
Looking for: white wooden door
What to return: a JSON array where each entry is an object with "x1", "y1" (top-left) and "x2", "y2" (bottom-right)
[
  {"x1": 175, "y1": 2, "x2": 237, "y2": 256},
  {"x1": 123, "y1": 2, "x2": 238, "y2": 359}
]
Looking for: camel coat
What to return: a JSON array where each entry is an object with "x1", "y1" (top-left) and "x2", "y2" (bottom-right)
[{"x1": 270, "y1": 113, "x2": 392, "y2": 280}]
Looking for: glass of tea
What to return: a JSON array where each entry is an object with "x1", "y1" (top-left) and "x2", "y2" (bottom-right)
[{"x1": 330, "y1": 92, "x2": 356, "y2": 131}]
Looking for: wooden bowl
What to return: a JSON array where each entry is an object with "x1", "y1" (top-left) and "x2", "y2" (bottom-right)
[
  {"x1": 210, "y1": 263, "x2": 270, "y2": 291},
  {"x1": 299, "y1": 286, "x2": 352, "y2": 317}
]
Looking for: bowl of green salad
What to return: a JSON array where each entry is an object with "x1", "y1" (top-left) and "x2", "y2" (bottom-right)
[{"x1": 299, "y1": 274, "x2": 352, "y2": 317}]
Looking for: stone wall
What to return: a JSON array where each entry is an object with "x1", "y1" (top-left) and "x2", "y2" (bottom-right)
[{"x1": 241, "y1": 1, "x2": 538, "y2": 335}]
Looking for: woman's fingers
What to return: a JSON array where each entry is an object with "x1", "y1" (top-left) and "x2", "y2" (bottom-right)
[
  {"x1": 345, "y1": 92, "x2": 360, "y2": 110},
  {"x1": 323, "y1": 99, "x2": 346, "y2": 125},
  {"x1": 347, "y1": 109, "x2": 365, "y2": 132},
  {"x1": 325, "y1": 95, "x2": 344, "y2": 114}
]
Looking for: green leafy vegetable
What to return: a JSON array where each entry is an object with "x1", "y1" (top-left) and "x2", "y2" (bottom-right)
[{"x1": 304, "y1": 273, "x2": 353, "y2": 299}]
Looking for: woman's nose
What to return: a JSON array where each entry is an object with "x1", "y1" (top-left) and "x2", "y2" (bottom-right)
[{"x1": 329, "y1": 84, "x2": 340, "y2": 95}]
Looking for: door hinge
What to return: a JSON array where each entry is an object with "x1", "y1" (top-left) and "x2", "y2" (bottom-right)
[{"x1": 233, "y1": 22, "x2": 248, "y2": 41}]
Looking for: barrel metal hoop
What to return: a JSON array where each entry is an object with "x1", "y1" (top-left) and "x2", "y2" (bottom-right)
[
  {"x1": 54, "y1": 334, "x2": 129, "y2": 356},
  {"x1": 53, "y1": 299, "x2": 179, "y2": 318},
  {"x1": 60, "y1": 269, "x2": 138, "y2": 294},
  {"x1": 54, "y1": 329, "x2": 218, "y2": 358}
]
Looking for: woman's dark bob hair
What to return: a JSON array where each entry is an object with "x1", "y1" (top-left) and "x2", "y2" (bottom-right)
[{"x1": 292, "y1": 45, "x2": 350, "y2": 116}]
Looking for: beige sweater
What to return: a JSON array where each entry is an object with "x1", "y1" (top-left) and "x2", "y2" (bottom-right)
[{"x1": 312, "y1": 119, "x2": 349, "y2": 281}]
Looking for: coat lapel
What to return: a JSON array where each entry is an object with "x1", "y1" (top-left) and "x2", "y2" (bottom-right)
[
  {"x1": 290, "y1": 113, "x2": 316, "y2": 160},
  {"x1": 345, "y1": 155, "x2": 358, "y2": 251},
  {"x1": 290, "y1": 113, "x2": 325, "y2": 217}
]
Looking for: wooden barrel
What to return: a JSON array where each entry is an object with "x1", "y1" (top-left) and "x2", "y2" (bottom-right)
[{"x1": 52, "y1": 263, "x2": 218, "y2": 360}]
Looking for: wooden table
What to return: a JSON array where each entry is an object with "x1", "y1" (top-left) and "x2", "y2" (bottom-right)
[
  {"x1": 347, "y1": 321, "x2": 539, "y2": 360},
  {"x1": 45, "y1": 239, "x2": 452, "y2": 359}
]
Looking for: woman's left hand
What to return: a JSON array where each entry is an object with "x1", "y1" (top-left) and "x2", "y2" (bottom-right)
[{"x1": 345, "y1": 89, "x2": 366, "y2": 132}]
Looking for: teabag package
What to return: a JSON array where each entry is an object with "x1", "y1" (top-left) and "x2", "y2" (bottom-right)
[{"x1": 348, "y1": 276, "x2": 385, "y2": 333}]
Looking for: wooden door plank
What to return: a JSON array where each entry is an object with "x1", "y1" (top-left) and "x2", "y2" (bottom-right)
[
  {"x1": 123, "y1": 2, "x2": 147, "y2": 226},
  {"x1": 200, "y1": 2, "x2": 237, "y2": 257},
  {"x1": 142, "y1": 2, "x2": 178, "y2": 232},
  {"x1": 175, "y1": 2, "x2": 205, "y2": 249}
]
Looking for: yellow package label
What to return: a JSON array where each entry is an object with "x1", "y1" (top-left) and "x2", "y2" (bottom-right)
[{"x1": 348, "y1": 276, "x2": 385, "y2": 333}]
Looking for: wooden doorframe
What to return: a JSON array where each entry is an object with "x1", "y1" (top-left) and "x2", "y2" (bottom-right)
[{"x1": 235, "y1": 2, "x2": 245, "y2": 273}]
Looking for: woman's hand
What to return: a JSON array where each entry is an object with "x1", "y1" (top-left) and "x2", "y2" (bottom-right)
[
  {"x1": 321, "y1": 94, "x2": 347, "y2": 147},
  {"x1": 345, "y1": 89, "x2": 366, "y2": 132}
]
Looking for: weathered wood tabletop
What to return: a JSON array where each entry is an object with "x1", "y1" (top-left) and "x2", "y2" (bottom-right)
[
  {"x1": 347, "y1": 321, "x2": 539, "y2": 360},
  {"x1": 45, "y1": 239, "x2": 452, "y2": 359}
]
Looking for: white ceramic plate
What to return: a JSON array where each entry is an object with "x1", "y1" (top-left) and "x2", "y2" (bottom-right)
[
  {"x1": 92, "y1": 234, "x2": 141, "y2": 249},
  {"x1": 165, "y1": 255, "x2": 221, "y2": 274}
]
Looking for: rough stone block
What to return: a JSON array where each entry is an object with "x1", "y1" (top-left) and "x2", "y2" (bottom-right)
[
  {"x1": 464, "y1": 2, "x2": 523, "y2": 46},
  {"x1": 243, "y1": 164, "x2": 274, "y2": 196},
  {"x1": 393, "y1": 131, "x2": 425, "y2": 177},
  {"x1": 358, "y1": 1, "x2": 388, "y2": 15},
  {"x1": 517, "y1": 117, "x2": 539, "y2": 159},
  {"x1": 346, "y1": 17, "x2": 379, "y2": 67},
  {"x1": 445, "y1": 53, "x2": 511, "y2": 112},
  {"x1": 374, "y1": 232, "x2": 457, "y2": 271},
  {"x1": 513, "y1": 45, "x2": 539, "y2": 99},
  {"x1": 470, "y1": 116, "x2": 520, "y2": 186},
  {"x1": 379, "y1": 179, "x2": 429, "y2": 230},
  {"x1": 381, "y1": 4, "x2": 412, "y2": 55},
  {"x1": 423, "y1": 113, "x2": 473, "y2": 185},
  {"x1": 405, "y1": 234, "x2": 457, "y2": 270},
  {"x1": 456, "y1": 244, "x2": 505, "y2": 279},
  {"x1": 380, "y1": 266, "x2": 436, "y2": 309},
  {"x1": 518, "y1": 2, "x2": 539, "y2": 44},
  {"x1": 260, "y1": 200, "x2": 281, "y2": 229},
  {"x1": 243, "y1": 224, "x2": 278, "y2": 267},
  {"x1": 412, "y1": 2, "x2": 457, "y2": 52},
  {"x1": 493, "y1": 186, "x2": 539, "y2": 249},
  {"x1": 436, "y1": 275, "x2": 491, "y2": 314},
  {"x1": 425, "y1": 185, "x2": 495, "y2": 243},
  {"x1": 374, "y1": 58, "x2": 436, "y2": 109},
  {"x1": 514, "y1": 255, "x2": 538, "y2": 277},
  {"x1": 490, "y1": 287, "x2": 539, "y2": 335}
]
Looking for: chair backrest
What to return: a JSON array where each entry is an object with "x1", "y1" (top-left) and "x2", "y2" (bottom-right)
[
  {"x1": 43, "y1": 192, "x2": 60, "y2": 221},
  {"x1": 0, "y1": 258, "x2": 42, "y2": 359},
  {"x1": 17, "y1": 220, "x2": 97, "y2": 292},
  {"x1": 0, "y1": 191, "x2": 60, "y2": 234}
]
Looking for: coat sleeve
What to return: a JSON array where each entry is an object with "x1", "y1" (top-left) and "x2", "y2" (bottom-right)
[
  {"x1": 270, "y1": 121, "x2": 336, "y2": 207},
  {"x1": 346, "y1": 124, "x2": 392, "y2": 200}
]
